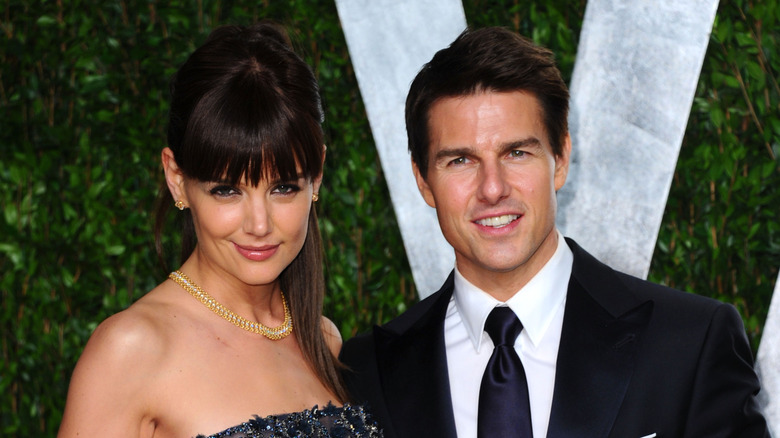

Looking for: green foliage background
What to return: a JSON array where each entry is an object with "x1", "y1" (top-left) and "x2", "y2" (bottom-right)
[{"x1": 1, "y1": 0, "x2": 778, "y2": 435}]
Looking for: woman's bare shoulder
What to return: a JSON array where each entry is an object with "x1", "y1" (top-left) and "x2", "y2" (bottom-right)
[
  {"x1": 86, "y1": 285, "x2": 177, "y2": 362},
  {"x1": 320, "y1": 316, "x2": 343, "y2": 356},
  {"x1": 57, "y1": 283, "x2": 178, "y2": 437}
]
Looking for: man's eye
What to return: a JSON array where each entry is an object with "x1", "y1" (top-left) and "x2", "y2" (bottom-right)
[
  {"x1": 510, "y1": 150, "x2": 526, "y2": 158},
  {"x1": 209, "y1": 185, "x2": 239, "y2": 197},
  {"x1": 449, "y1": 157, "x2": 468, "y2": 165}
]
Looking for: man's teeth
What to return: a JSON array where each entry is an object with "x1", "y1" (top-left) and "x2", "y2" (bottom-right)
[{"x1": 476, "y1": 214, "x2": 519, "y2": 228}]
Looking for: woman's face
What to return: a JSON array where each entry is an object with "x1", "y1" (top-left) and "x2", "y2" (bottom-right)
[{"x1": 164, "y1": 148, "x2": 321, "y2": 288}]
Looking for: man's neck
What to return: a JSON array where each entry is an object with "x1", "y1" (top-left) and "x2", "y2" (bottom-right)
[{"x1": 458, "y1": 230, "x2": 562, "y2": 302}]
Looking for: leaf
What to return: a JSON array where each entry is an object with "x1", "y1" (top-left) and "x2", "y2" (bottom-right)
[
  {"x1": 36, "y1": 16, "x2": 56, "y2": 26},
  {"x1": 710, "y1": 107, "x2": 725, "y2": 128},
  {"x1": 0, "y1": 243, "x2": 23, "y2": 268},
  {"x1": 105, "y1": 245, "x2": 126, "y2": 256},
  {"x1": 723, "y1": 74, "x2": 740, "y2": 89},
  {"x1": 3, "y1": 202, "x2": 18, "y2": 227},
  {"x1": 745, "y1": 61, "x2": 765, "y2": 84}
]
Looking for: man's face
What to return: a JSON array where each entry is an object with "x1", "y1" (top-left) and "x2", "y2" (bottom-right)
[{"x1": 413, "y1": 91, "x2": 570, "y2": 299}]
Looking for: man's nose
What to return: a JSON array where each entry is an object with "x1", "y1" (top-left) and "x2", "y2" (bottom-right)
[{"x1": 476, "y1": 161, "x2": 511, "y2": 204}]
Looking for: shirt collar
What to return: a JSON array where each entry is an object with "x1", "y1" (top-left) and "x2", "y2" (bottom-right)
[{"x1": 453, "y1": 231, "x2": 573, "y2": 352}]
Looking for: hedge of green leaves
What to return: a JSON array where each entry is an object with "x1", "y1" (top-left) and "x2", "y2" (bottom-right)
[
  {"x1": 650, "y1": 0, "x2": 780, "y2": 350},
  {"x1": 1, "y1": 0, "x2": 777, "y2": 435}
]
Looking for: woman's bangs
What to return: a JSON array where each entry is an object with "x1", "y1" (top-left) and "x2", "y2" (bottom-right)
[{"x1": 179, "y1": 83, "x2": 322, "y2": 186}]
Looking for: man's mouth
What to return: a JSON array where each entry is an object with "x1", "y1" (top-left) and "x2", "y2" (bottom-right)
[{"x1": 475, "y1": 214, "x2": 520, "y2": 228}]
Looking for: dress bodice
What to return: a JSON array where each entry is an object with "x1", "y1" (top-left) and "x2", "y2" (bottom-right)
[{"x1": 196, "y1": 403, "x2": 383, "y2": 438}]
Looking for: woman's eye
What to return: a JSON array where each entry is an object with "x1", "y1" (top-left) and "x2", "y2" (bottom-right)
[
  {"x1": 273, "y1": 183, "x2": 301, "y2": 195},
  {"x1": 209, "y1": 185, "x2": 239, "y2": 197}
]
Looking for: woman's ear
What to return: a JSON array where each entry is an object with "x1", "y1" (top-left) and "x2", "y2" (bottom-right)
[
  {"x1": 162, "y1": 148, "x2": 188, "y2": 207},
  {"x1": 312, "y1": 144, "x2": 327, "y2": 195}
]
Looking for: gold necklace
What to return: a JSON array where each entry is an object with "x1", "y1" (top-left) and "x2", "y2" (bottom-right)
[{"x1": 168, "y1": 270, "x2": 293, "y2": 340}]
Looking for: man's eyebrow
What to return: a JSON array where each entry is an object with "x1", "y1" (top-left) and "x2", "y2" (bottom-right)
[
  {"x1": 432, "y1": 138, "x2": 543, "y2": 162},
  {"x1": 433, "y1": 147, "x2": 475, "y2": 161},
  {"x1": 499, "y1": 137, "x2": 542, "y2": 154}
]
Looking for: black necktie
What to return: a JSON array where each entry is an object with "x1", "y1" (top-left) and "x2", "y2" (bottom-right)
[{"x1": 477, "y1": 306, "x2": 533, "y2": 437}]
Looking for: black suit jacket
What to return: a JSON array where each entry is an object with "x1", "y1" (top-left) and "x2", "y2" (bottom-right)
[{"x1": 340, "y1": 238, "x2": 768, "y2": 437}]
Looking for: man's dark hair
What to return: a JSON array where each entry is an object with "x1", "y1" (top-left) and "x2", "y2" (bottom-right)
[{"x1": 406, "y1": 27, "x2": 570, "y2": 178}]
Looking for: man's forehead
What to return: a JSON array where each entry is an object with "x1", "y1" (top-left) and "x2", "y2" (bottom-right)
[{"x1": 426, "y1": 92, "x2": 549, "y2": 152}]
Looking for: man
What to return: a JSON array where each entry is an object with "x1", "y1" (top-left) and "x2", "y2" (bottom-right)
[{"x1": 340, "y1": 27, "x2": 768, "y2": 438}]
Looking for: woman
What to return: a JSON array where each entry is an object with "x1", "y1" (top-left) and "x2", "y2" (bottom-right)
[{"x1": 58, "y1": 23, "x2": 382, "y2": 438}]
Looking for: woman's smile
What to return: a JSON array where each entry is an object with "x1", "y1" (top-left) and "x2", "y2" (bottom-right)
[{"x1": 234, "y1": 242, "x2": 280, "y2": 262}]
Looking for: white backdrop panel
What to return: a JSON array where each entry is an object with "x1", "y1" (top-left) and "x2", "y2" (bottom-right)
[
  {"x1": 556, "y1": 0, "x2": 719, "y2": 279},
  {"x1": 335, "y1": 0, "x2": 466, "y2": 296}
]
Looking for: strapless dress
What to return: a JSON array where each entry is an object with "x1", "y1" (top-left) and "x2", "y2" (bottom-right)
[{"x1": 196, "y1": 403, "x2": 383, "y2": 438}]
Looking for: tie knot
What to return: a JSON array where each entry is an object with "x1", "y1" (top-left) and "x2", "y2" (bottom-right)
[{"x1": 484, "y1": 307, "x2": 523, "y2": 347}]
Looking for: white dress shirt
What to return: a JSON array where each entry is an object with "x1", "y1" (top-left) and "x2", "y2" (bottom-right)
[{"x1": 444, "y1": 231, "x2": 573, "y2": 438}]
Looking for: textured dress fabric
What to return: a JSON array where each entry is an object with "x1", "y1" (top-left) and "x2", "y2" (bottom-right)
[{"x1": 196, "y1": 403, "x2": 384, "y2": 438}]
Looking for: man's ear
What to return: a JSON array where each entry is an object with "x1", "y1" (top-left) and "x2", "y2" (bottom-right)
[
  {"x1": 412, "y1": 159, "x2": 436, "y2": 208},
  {"x1": 162, "y1": 147, "x2": 188, "y2": 206},
  {"x1": 554, "y1": 133, "x2": 571, "y2": 192}
]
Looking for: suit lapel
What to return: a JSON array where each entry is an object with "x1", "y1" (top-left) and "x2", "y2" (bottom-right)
[
  {"x1": 547, "y1": 239, "x2": 653, "y2": 438},
  {"x1": 373, "y1": 274, "x2": 458, "y2": 438}
]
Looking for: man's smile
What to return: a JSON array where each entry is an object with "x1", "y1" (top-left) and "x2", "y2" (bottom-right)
[{"x1": 475, "y1": 214, "x2": 520, "y2": 228}]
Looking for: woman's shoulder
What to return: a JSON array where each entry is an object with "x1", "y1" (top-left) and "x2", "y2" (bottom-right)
[
  {"x1": 75, "y1": 282, "x2": 179, "y2": 379},
  {"x1": 321, "y1": 316, "x2": 342, "y2": 356},
  {"x1": 58, "y1": 282, "x2": 181, "y2": 436}
]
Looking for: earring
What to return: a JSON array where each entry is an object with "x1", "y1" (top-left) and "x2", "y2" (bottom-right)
[
  {"x1": 174, "y1": 200, "x2": 185, "y2": 210},
  {"x1": 312, "y1": 193, "x2": 319, "y2": 202}
]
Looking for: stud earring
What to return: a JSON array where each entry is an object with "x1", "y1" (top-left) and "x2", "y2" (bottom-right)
[
  {"x1": 312, "y1": 193, "x2": 319, "y2": 202},
  {"x1": 174, "y1": 200, "x2": 185, "y2": 210}
]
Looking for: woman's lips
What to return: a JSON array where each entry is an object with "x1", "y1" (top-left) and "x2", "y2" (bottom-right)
[{"x1": 234, "y1": 243, "x2": 279, "y2": 261}]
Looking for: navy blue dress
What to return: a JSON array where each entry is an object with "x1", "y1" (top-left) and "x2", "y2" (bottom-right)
[{"x1": 196, "y1": 403, "x2": 383, "y2": 438}]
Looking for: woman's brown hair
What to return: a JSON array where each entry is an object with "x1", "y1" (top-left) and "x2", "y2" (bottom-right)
[{"x1": 153, "y1": 22, "x2": 348, "y2": 402}]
